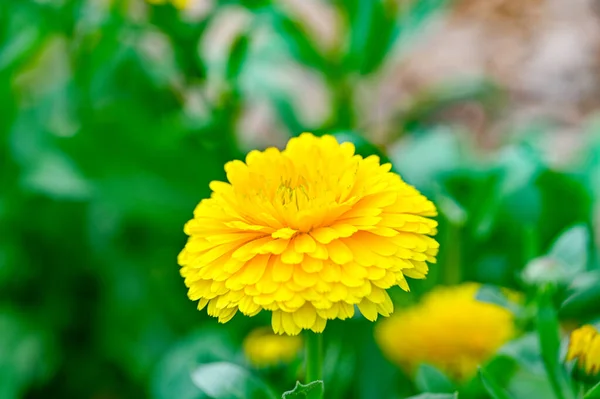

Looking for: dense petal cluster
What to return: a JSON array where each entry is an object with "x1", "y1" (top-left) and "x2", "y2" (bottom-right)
[
  {"x1": 567, "y1": 324, "x2": 600, "y2": 375},
  {"x1": 243, "y1": 328, "x2": 302, "y2": 368},
  {"x1": 375, "y1": 283, "x2": 516, "y2": 380},
  {"x1": 178, "y1": 133, "x2": 438, "y2": 335}
]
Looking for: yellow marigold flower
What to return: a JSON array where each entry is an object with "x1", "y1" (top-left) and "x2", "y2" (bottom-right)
[
  {"x1": 178, "y1": 133, "x2": 438, "y2": 335},
  {"x1": 243, "y1": 328, "x2": 302, "y2": 368},
  {"x1": 566, "y1": 324, "x2": 600, "y2": 375},
  {"x1": 375, "y1": 283, "x2": 515, "y2": 380}
]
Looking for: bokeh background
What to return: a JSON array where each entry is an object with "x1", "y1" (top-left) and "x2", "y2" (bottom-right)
[{"x1": 3, "y1": 0, "x2": 600, "y2": 398}]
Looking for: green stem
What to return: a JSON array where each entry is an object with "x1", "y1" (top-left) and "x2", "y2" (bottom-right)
[
  {"x1": 444, "y1": 220, "x2": 462, "y2": 285},
  {"x1": 305, "y1": 332, "x2": 323, "y2": 398}
]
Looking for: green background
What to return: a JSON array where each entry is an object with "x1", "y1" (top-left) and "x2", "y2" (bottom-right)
[{"x1": 1, "y1": 1, "x2": 599, "y2": 398}]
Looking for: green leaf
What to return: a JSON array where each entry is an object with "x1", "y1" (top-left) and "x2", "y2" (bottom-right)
[
  {"x1": 496, "y1": 144, "x2": 543, "y2": 197},
  {"x1": 0, "y1": 6, "x2": 43, "y2": 73},
  {"x1": 534, "y1": 170, "x2": 593, "y2": 253},
  {"x1": 584, "y1": 381, "x2": 600, "y2": 399},
  {"x1": 282, "y1": 381, "x2": 324, "y2": 399},
  {"x1": 536, "y1": 288, "x2": 561, "y2": 369},
  {"x1": 238, "y1": 0, "x2": 272, "y2": 9},
  {"x1": 415, "y1": 364, "x2": 456, "y2": 394},
  {"x1": 226, "y1": 33, "x2": 250, "y2": 82},
  {"x1": 342, "y1": 0, "x2": 392, "y2": 74},
  {"x1": 405, "y1": 393, "x2": 458, "y2": 399},
  {"x1": 536, "y1": 287, "x2": 575, "y2": 399},
  {"x1": 560, "y1": 271, "x2": 600, "y2": 318},
  {"x1": 475, "y1": 285, "x2": 510, "y2": 307},
  {"x1": 435, "y1": 190, "x2": 467, "y2": 226},
  {"x1": 500, "y1": 161, "x2": 543, "y2": 236},
  {"x1": 0, "y1": 312, "x2": 58, "y2": 399},
  {"x1": 21, "y1": 151, "x2": 93, "y2": 200},
  {"x1": 322, "y1": 340, "x2": 355, "y2": 399},
  {"x1": 522, "y1": 257, "x2": 566, "y2": 287},
  {"x1": 496, "y1": 334, "x2": 542, "y2": 372},
  {"x1": 478, "y1": 367, "x2": 513, "y2": 399},
  {"x1": 488, "y1": 340, "x2": 557, "y2": 399},
  {"x1": 391, "y1": 0, "x2": 448, "y2": 47},
  {"x1": 191, "y1": 362, "x2": 277, "y2": 399},
  {"x1": 151, "y1": 329, "x2": 238, "y2": 399},
  {"x1": 272, "y1": 94, "x2": 304, "y2": 134},
  {"x1": 548, "y1": 224, "x2": 589, "y2": 273},
  {"x1": 270, "y1": 10, "x2": 327, "y2": 71},
  {"x1": 358, "y1": 0, "x2": 397, "y2": 74},
  {"x1": 475, "y1": 285, "x2": 519, "y2": 313},
  {"x1": 523, "y1": 225, "x2": 590, "y2": 286},
  {"x1": 344, "y1": 0, "x2": 375, "y2": 65},
  {"x1": 345, "y1": 0, "x2": 449, "y2": 75},
  {"x1": 388, "y1": 126, "x2": 465, "y2": 193}
]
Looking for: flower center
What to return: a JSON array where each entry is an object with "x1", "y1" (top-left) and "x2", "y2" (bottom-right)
[{"x1": 276, "y1": 179, "x2": 310, "y2": 209}]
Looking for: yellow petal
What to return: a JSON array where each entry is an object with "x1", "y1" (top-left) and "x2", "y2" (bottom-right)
[
  {"x1": 234, "y1": 255, "x2": 269, "y2": 285},
  {"x1": 197, "y1": 298, "x2": 209, "y2": 311},
  {"x1": 327, "y1": 283, "x2": 348, "y2": 302},
  {"x1": 231, "y1": 237, "x2": 273, "y2": 261},
  {"x1": 272, "y1": 311, "x2": 283, "y2": 334},
  {"x1": 309, "y1": 242, "x2": 329, "y2": 260},
  {"x1": 585, "y1": 335, "x2": 600, "y2": 374},
  {"x1": 302, "y1": 257, "x2": 323, "y2": 273},
  {"x1": 272, "y1": 259, "x2": 294, "y2": 282},
  {"x1": 218, "y1": 308, "x2": 237, "y2": 323},
  {"x1": 327, "y1": 240, "x2": 353, "y2": 264},
  {"x1": 259, "y1": 239, "x2": 289, "y2": 255},
  {"x1": 338, "y1": 302, "x2": 355, "y2": 319},
  {"x1": 295, "y1": 233, "x2": 317, "y2": 253},
  {"x1": 310, "y1": 316, "x2": 327, "y2": 333},
  {"x1": 293, "y1": 267, "x2": 318, "y2": 287},
  {"x1": 357, "y1": 299, "x2": 378, "y2": 321},
  {"x1": 319, "y1": 263, "x2": 341, "y2": 282},
  {"x1": 366, "y1": 266, "x2": 386, "y2": 280},
  {"x1": 292, "y1": 304, "x2": 317, "y2": 329},
  {"x1": 280, "y1": 244, "x2": 304, "y2": 264},
  {"x1": 281, "y1": 312, "x2": 301, "y2": 335},
  {"x1": 239, "y1": 296, "x2": 261, "y2": 315},
  {"x1": 310, "y1": 227, "x2": 339, "y2": 244},
  {"x1": 283, "y1": 295, "x2": 306, "y2": 311},
  {"x1": 273, "y1": 227, "x2": 297, "y2": 239},
  {"x1": 340, "y1": 268, "x2": 365, "y2": 287},
  {"x1": 330, "y1": 224, "x2": 358, "y2": 238}
]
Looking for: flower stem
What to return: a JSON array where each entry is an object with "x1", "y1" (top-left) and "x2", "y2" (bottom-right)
[
  {"x1": 444, "y1": 220, "x2": 462, "y2": 285},
  {"x1": 305, "y1": 331, "x2": 323, "y2": 398}
]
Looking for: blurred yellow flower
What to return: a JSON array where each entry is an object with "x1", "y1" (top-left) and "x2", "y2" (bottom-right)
[
  {"x1": 146, "y1": 0, "x2": 189, "y2": 10},
  {"x1": 243, "y1": 328, "x2": 302, "y2": 368},
  {"x1": 566, "y1": 324, "x2": 600, "y2": 375},
  {"x1": 375, "y1": 283, "x2": 515, "y2": 380},
  {"x1": 178, "y1": 133, "x2": 438, "y2": 335}
]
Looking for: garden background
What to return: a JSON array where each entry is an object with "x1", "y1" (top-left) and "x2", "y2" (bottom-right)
[{"x1": 2, "y1": 0, "x2": 600, "y2": 398}]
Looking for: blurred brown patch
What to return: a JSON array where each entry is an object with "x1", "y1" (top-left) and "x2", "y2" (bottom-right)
[{"x1": 375, "y1": 0, "x2": 600, "y2": 157}]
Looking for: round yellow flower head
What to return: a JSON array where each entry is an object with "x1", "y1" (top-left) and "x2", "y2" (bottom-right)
[
  {"x1": 178, "y1": 133, "x2": 438, "y2": 335},
  {"x1": 566, "y1": 324, "x2": 600, "y2": 375},
  {"x1": 375, "y1": 283, "x2": 515, "y2": 380},
  {"x1": 243, "y1": 328, "x2": 303, "y2": 368}
]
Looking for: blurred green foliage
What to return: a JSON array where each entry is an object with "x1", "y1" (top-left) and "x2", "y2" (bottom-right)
[{"x1": 2, "y1": 0, "x2": 600, "y2": 398}]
